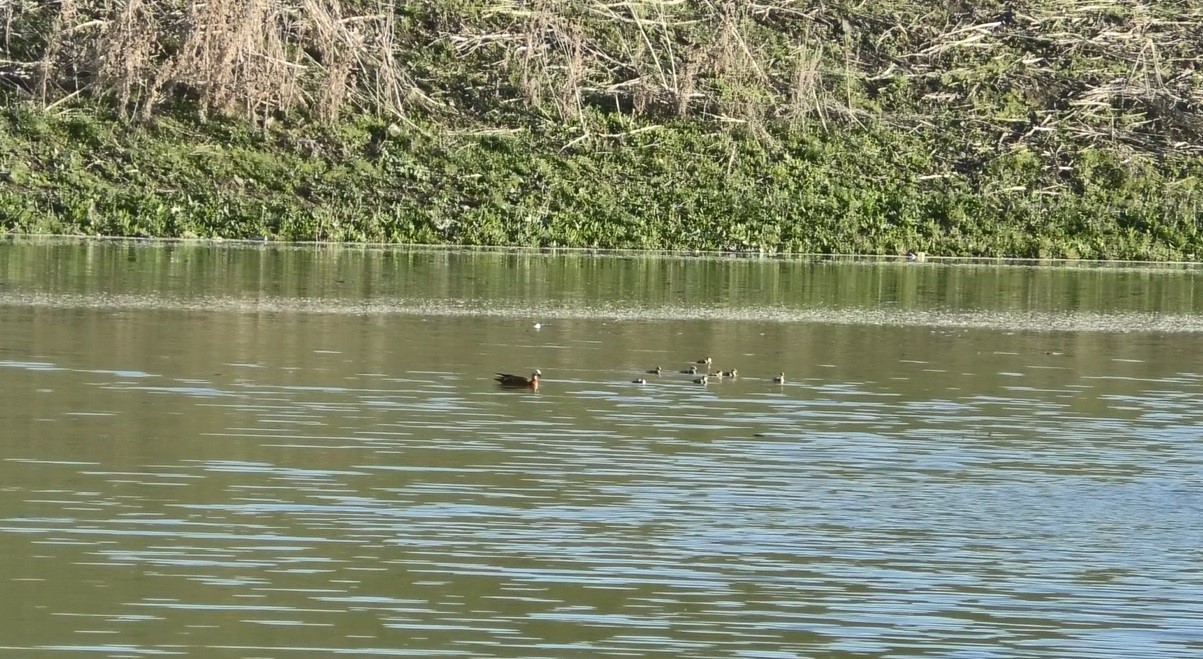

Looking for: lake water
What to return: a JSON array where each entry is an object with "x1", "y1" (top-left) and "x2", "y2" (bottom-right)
[{"x1": 1, "y1": 240, "x2": 1202, "y2": 657}]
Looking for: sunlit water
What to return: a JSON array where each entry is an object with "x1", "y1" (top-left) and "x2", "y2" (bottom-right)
[{"x1": 1, "y1": 240, "x2": 1202, "y2": 657}]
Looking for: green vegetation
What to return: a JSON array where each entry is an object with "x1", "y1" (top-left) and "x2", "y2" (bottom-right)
[{"x1": 1, "y1": 1, "x2": 1201, "y2": 259}]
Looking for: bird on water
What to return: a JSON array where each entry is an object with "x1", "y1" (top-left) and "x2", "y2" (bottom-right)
[{"x1": 495, "y1": 370, "x2": 541, "y2": 389}]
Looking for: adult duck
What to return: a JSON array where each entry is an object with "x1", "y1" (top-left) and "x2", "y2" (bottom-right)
[{"x1": 495, "y1": 370, "x2": 541, "y2": 389}]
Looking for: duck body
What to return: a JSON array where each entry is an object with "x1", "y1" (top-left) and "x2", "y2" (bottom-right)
[
  {"x1": 722, "y1": 369, "x2": 738, "y2": 378},
  {"x1": 772, "y1": 372, "x2": 785, "y2": 384},
  {"x1": 693, "y1": 375, "x2": 709, "y2": 385},
  {"x1": 681, "y1": 365, "x2": 698, "y2": 375},
  {"x1": 696, "y1": 357, "x2": 713, "y2": 366},
  {"x1": 632, "y1": 378, "x2": 647, "y2": 384},
  {"x1": 495, "y1": 370, "x2": 541, "y2": 389},
  {"x1": 647, "y1": 366, "x2": 662, "y2": 375}
]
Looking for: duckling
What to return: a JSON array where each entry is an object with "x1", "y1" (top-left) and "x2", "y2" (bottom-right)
[
  {"x1": 721, "y1": 369, "x2": 738, "y2": 378},
  {"x1": 632, "y1": 377, "x2": 647, "y2": 384},
  {"x1": 772, "y1": 372, "x2": 785, "y2": 384},
  {"x1": 693, "y1": 374, "x2": 709, "y2": 385},
  {"x1": 710, "y1": 371, "x2": 724, "y2": 381},
  {"x1": 647, "y1": 366, "x2": 662, "y2": 375},
  {"x1": 681, "y1": 365, "x2": 698, "y2": 375},
  {"x1": 696, "y1": 357, "x2": 713, "y2": 366}
]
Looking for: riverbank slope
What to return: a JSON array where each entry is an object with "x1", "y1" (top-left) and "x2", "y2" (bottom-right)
[{"x1": 1, "y1": 2, "x2": 1201, "y2": 259}]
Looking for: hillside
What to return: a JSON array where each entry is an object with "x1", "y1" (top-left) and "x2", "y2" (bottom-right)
[{"x1": 1, "y1": 1, "x2": 1202, "y2": 259}]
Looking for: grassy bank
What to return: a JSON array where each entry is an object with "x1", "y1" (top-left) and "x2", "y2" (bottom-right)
[{"x1": 2, "y1": 2, "x2": 1202, "y2": 259}]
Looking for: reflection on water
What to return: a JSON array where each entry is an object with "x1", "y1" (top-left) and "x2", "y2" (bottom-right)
[
  {"x1": 1, "y1": 241, "x2": 1202, "y2": 657},
  {"x1": 1, "y1": 239, "x2": 1202, "y2": 331}
]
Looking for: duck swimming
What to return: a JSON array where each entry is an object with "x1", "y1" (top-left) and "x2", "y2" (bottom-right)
[
  {"x1": 495, "y1": 370, "x2": 541, "y2": 389},
  {"x1": 693, "y1": 374, "x2": 709, "y2": 385},
  {"x1": 681, "y1": 365, "x2": 698, "y2": 375},
  {"x1": 696, "y1": 357, "x2": 713, "y2": 366},
  {"x1": 772, "y1": 372, "x2": 785, "y2": 384},
  {"x1": 721, "y1": 369, "x2": 738, "y2": 378},
  {"x1": 647, "y1": 366, "x2": 662, "y2": 375},
  {"x1": 632, "y1": 377, "x2": 647, "y2": 384}
]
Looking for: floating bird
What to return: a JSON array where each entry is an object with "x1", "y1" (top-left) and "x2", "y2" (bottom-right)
[
  {"x1": 681, "y1": 365, "x2": 698, "y2": 375},
  {"x1": 772, "y1": 372, "x2": 785, "y2": 384},
  {"x1": 693, "y1": 375, "x2": 709, "y2": 385},
  {"x1": 647, "y1": 366, "x2": 662, "y2": 375},
  {"x1": 632, "y1": 378, "x2": 647, "y2": 384},
  {"x1": 495, "y1": 370, "x2": 541, "y2": 389},
  {"x1": 532, "y1": 322, "x2": 542, "y2": 331},
  {"x1": 696, "y1": 357, "x2": 713, "y2": 366},
  {"x1": 710, "y1": 371, "x2": 724, "y2": 381},
  {"x1": 721, "y1": 369, "x2": 738, "y2": 378}
]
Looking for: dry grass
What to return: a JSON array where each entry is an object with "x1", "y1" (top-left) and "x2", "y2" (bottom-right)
[
  {"x1": 2, "y1": 0, "x2": 419, "y2": 124},
  {"x1": 2, "y1": 0, "x2": 1200, "y2": 156}
]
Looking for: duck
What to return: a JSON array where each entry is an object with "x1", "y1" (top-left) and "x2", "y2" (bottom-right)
[
  {"x1": 693, "y1": 374, "x2": 709, "y2": 385},
  {"x1": 721, "y1": 369, "x2": 738, "y2": 378},
  {"x1": 681, "y1": 365, "x2": 698, "y2": 375},
  {"x1": 710, "y1": 371, "x2": 724, "y2": 381},
  {"x1": 495, "y1": 370, "x2": 541, "y2": 388},
  {"x1": 632, "y1": 377, "x2": 647, "y2": 384},
  {"x1": 772, "y1": 372, "x2": 785, "y2": 384},
  {"x1": 696, "y1": 357, "x2": 713, "y2": 366},
  {"x1": 647, "y1": 366, "x2": 662, "y2": 375}
]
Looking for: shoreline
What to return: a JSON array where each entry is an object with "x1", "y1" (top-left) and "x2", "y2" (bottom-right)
[{"x1": 4, "y1": 234, "x2": 1203, "y2": 273}]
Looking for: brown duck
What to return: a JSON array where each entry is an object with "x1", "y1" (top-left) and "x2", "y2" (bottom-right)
[{"x1": 495, "y1": 370, "x2": 541, "y2": 389}]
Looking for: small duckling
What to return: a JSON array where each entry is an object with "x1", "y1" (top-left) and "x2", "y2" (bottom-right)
[
  {"x1": 721, "y1": 369, "x2": 738, "y2": 379},
  {"x1": 772, "y1": 372, "x2": 785, "y2": 384},
  {"x1": 710, "y1": 371, "x2": 724, "y2": 381},
  {"x1": 681, "y1": 365, "x2": 698, "y2": 375},
  {"x1": 693, "y1": 374, "x2": 709, "y2": 385},
  {"x1": 696, "y1": 357, "x2": 713, "y2": 366},
  {"x1": 632, "y1": 377, "x2": 647, "y2": 384},
  {"x1": 647, "y1": 366, "x2": 662, "y2": 375}
]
